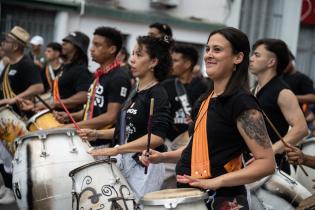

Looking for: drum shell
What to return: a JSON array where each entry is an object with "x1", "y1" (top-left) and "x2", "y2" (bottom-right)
[
  {"x1": 248, "y1": 170, "x2": 311, "y2": 208},
  {"x1": 0, "y1": 105, "x2": 28, "y2": 154},
  {"x1": 140, "y1": 188, "x2": 208, "y2": 210},
  {"x1": 12, "y1": 128, "x2": 94, "y2": 210},
  {"x1": 296, "y1": 137, "x2": 315, "y2": 194},
  {"x1": 27, "y1": 109, "x2": 61, "y2": 132},
  {"x1": 69, "y1": 159, "x2": 136, "y2": 210}
]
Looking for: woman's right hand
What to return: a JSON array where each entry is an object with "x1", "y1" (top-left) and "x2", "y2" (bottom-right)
[
  {"x1": 139, "y1": 149, "x2": 164, "y2": 166},
  {"x1": 53, "y1": 111, "x2": 70, "y2": 124},
  {"x1": 77, "y1": 129, "x2": 97, "y2": 141},
  {"x1": 284, "y1": 144, "x2": 304, "y2": 165}
]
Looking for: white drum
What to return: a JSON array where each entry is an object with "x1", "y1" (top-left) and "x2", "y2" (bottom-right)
[
  {"x1": 12, "y1": 128, "x2": 95, "y2": 210},
  {"x1": 140, "y1": 188, "x2": 208, "y2": 210},
  {"x1": 296, "y1": 137, "x2": 315, "y2": 194},
  {"x1": 248, "y1": 169, "x2": 311, "y2": 209},
  {"x1": 69, "y1": 159, "x2": 136, "y2": 210}
]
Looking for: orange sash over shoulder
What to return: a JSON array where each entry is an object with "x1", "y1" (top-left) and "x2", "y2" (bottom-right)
[{"x1": 191, "y1": 92, "x2": 213, "y2": 179}]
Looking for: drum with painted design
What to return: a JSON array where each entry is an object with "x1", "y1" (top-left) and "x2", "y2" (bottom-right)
[
  {"x1": 0, "y1": 105, "x2": 28, "y2": 155},
  {"x1": 27, "y1": 109, "x2": 61, "y2": 132},
  {"x1": 248, "y1": 169, "x2": 311, "y2": 209},
  {"x1": 69, "y1": 159, "x2": 136, "y2": 210},
  {"x1": 140, "y1": 188, "x2": 208, "y2": 210},
  {"x1": 296, "y1": 194, "x2": 315, "y2": 210},
  {"x1": 12, "y1": 128, "x2": 94, "y2": 210}
]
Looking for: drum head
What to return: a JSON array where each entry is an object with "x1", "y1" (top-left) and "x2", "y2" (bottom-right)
[
  {"x1": 26, "y1": 109, "x2": 50, "y2": 126},
  {"x1": 141, "y1": 188, "x2": 208, "y2": 207}
]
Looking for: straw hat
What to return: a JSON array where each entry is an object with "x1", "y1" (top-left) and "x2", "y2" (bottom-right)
[{"x1": 7, "y1": 26, "x2": 30, "y2": 46}]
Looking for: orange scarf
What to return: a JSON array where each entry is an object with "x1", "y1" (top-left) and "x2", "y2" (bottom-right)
[{"x1": 191, "y1": 92, "x2": 213, "y2": 179}]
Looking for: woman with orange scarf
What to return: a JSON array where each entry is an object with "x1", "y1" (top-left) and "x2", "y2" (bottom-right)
[{"x1": 140, "y1": 27, "x2": 275, "y2": 209}]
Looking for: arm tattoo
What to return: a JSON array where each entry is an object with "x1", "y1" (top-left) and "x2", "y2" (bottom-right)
[{"x1": 238, "y1": 109, "x2": 271, "y2": 149}]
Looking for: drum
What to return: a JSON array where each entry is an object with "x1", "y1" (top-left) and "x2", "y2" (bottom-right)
[
  {"x1": 27, "y1": 109, "x2": 61, "y2": 131},
  {"x1": 296, "y1": 194, "x2": 315, "y2": 210},
  {"x1": 140, "y1": 188, "x2": 208, "y2": 210},
  {"x1": 69, "y1": 159, "x2": 136, "y2": 210},
  {"x1": 248, "y1": 169, "x2": 311, "y2": 209},
  {"x1": 295, "y1": 137, "x2": 315, "y2": 194},
  {"x1": 12, "y1": 128, "x2": 94, "y2": 210},
  {"x1": 0, "y1": 105, "x2": 28, "y2": 154}
]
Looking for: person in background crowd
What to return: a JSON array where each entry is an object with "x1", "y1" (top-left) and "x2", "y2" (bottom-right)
[
  {"x1": 140, "y1": 27, "x2": 275, "y2": 210},
  {"x1": 117, "y1": 46, "x2": 135, "y2": 87},
  {"x1": 41, "y1": 42, "x2": 63, "y2": 93},
  {"x1": 249, "y1": 38, "x2": 308, "y2": 173},
  {"x1": 54, "y1": 27, "x2": 131, "y2": 148},
  {"x1": 28, "y1": 35, "x2": 45, "y2": 69},
  {"x1": 148, "y1": 22, "x2": 173, "y2": 39},
  {"x1": 78, "y1": 35, "x2": 172, "y2": 200}
]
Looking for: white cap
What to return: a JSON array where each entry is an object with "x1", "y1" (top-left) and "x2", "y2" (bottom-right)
[{"x1": 30, "y1": 35, "x2": 44, "y2": 46}]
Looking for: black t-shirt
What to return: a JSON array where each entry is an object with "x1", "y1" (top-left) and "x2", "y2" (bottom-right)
[
  {"x1": 255, "y1": 76, "x2": 289, "y2": 144},
  {"x1": 87, "y1": 66, "x2": 131, "y2": 118},
  {"x1": 40, "y1": 64, "x2": 63, "y2": 92},
  {"x1": 161, "y1": 77, "x2": 210, "y2": 140},
  {"x1": 176, "y1": 89, "x2": 259, "y2": 197},
  {"x1": 55, "y1": 63, "x2": 92, "y2": 110},
  {"x1": 113, "y1": 84, "x2": 171, "y2": 151},
  {"x1": 0, "y1": 56, "x2": 42, "y2": 99}
]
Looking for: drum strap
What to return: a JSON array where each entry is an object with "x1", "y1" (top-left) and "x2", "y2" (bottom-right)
[
  {"x1": 83, "y1": 60, "x2": 120, "y2": 120},
  {"x1": 1, "y1": 64, "x2": 16, "y2": 99},
  {"x1": 191, "y1": 91, "x2": 213, "y2": 179}
]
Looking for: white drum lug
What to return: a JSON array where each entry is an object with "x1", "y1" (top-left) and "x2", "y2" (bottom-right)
[
  {"x1": 164, "y1": 201, "x2": 179, "y2": 209},
  {"x1": 14, "y1": 140, "x2": 22, "y2": 164},
  {"x1": 39, "y1": 134, "x2": 49, "y2": 158}
]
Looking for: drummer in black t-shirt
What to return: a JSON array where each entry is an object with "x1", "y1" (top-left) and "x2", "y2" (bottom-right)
[
  {"x1": 78, "y1": 35, "x2": 172, "y2": 200},
  {"x1": 249, "y1": 39, "x2": 308, "y2": 173},
  {"x1": 139, "y1": 28, "x2": 276, "y2": 209},
  {"x1": 55, "y1": 27, "x2": 131, "y2": 147},
  {"x1": 0, "y1": 26, "x2": 44, "y2": 106}
]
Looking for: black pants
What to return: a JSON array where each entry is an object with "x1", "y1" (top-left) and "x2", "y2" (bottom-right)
[{"x1": 0, "y1": 164, "x2": 12, "y2": 189}]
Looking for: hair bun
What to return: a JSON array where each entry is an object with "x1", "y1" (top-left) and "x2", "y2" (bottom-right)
[{"x1": 159, "y1": 35, "x2": 174, "y2": 49}]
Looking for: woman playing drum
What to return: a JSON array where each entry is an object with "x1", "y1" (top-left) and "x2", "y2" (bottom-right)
[
  {"x1": 140, "y1": 27, "x2": 276, "y2": 209},
  {"x1": 78, "y1": 35, "x2": 172, "y2": 200}
]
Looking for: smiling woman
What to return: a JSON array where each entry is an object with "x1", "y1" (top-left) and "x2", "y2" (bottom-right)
[{"x1": 139, "y1": 27, "x2": 276, "y2": 210}]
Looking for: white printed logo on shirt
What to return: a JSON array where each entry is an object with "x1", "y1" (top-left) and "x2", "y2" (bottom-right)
[
  {"x1": 120, "y1": 87, "x2": 127, "y2": 97},
  {"x1": 8, "y1": 69, "x2": 17, "y2": 76}
]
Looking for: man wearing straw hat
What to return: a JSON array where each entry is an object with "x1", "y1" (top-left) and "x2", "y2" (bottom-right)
[{"x1": 0, "y1": 26, "x2": 44, "y2": 107}]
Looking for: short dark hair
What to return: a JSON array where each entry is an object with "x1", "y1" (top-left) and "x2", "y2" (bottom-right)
[
  {"x1": 207, "y1": 27, "x2": 250, "y2": 97},
  {"x1": 149, "y1": 22, "x2": 173, "y2": 38},
  {"x1": 136, "y1": 36, "x2": 172, "y2": 82},
  {"x1": 172, "y1": 44, "x2": 199, "y2": 70},
  {"x1": 46, "y1": 42, "x2": 62, "y2": 54},
  {"x1": 252, "y1": 38, "x2": 290, "y2": 75},
  {"x1": 93, "y1": 26, "x2": 123, "y2": 56}
]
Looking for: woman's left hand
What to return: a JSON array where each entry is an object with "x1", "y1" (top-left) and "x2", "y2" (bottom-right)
[
  {"x1": 88, "y1": 147, "x2": 119, "y2": 157},
  {"x1": 176, "y1": 175, "x2": 221, "y2": 190}
]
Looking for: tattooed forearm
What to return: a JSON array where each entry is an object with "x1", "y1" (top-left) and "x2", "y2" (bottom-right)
[{"x1": 237, "y1": 109, "x2": 271, "y2": 149}]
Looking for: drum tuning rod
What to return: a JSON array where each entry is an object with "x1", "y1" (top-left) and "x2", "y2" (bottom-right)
[
  {"x1": 262, "y1": 112, "x2": 309, "y2": 176},
  {"x1": 145, "y1": 98, "x2": 154, "y2": 175},
  {"x1": 35, "y1": 95, "x2": 54, "y2": 112}
]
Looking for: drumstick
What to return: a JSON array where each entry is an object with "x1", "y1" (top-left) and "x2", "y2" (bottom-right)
[
  {"x1": 262, "y1": 112, "x2": 309, "y2": 176},
  {"x1": 57, "y1": 98, "x2": 92, "y2": 148},
  {"x1": 35, "y1": 95, "x2": 54, "y2": 112},
  {"x1": 145, "y1": 98, "x2": 154, "y2": 175}
]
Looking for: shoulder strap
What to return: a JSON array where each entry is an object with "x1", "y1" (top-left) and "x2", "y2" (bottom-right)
[{"x1": 2, "y1": 64, "x2": 16, "y2": 99}]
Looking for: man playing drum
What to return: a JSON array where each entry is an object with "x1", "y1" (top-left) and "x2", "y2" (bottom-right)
[
  {"x1": 55, "y1": 27, "x2": 131, "y2": 147},
  {"x1": 249, "y1": 38, "x2": 308, "y2": 173}
]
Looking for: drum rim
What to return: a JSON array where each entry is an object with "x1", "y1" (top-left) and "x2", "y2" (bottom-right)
[
  {"x1": 69, "y1": 158, "x2": 117, "y2": 177},
  {"x1": 140, "y1": 189, "x2": 209, "y2": 206},
  {"x1": 26, "y1": 109, "x2": 51, "y2": 127},
  {"x1": 16, "y1": 127, "x2": 77, "y2": 143},
  {"x1": 0, "y1": 104, "x2": 23, "y2": 120}
]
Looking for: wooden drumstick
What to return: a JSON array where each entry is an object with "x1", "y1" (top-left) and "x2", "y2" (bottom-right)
[
  {"x1": 263, "y1": 112, "x2": 309, "y2": 176},
  {"x1": 145, "y1": 98, "x2": 154, "y2": 175},
  {"x1": 35, "y1": 95, "x2": 54, "y2": 112}
]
